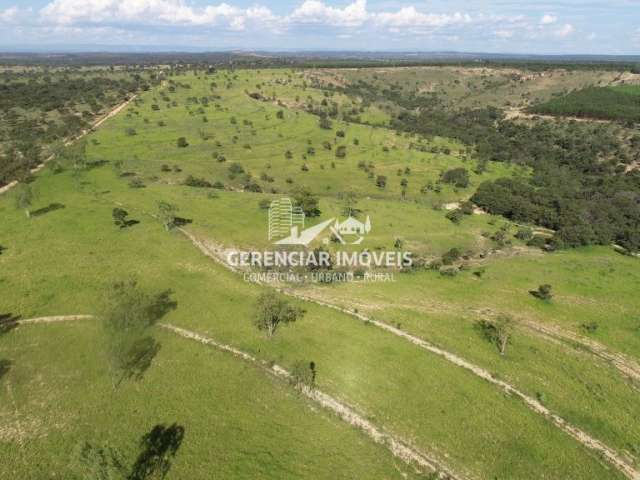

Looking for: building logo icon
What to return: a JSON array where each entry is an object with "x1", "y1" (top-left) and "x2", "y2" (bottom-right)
[
  {"x1": 268, "y1": 198, "x2": 371, "y2": 246},
  {"x1": 268, "y1": 198, "x2": 305, "y2": 241}
]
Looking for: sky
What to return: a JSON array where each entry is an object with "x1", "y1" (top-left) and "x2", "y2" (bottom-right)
[{"x1": 0, "y1": 0, "x2": 638, "y2": 54}]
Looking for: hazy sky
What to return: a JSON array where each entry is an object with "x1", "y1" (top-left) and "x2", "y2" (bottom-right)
[{"x1": 0, "y1": 0, "x2": 638, "y2": 54}]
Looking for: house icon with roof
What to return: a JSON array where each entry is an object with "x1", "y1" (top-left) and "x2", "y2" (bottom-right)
[{"x1": 335, "y1": 216, "x2": 371, "y2": 236}]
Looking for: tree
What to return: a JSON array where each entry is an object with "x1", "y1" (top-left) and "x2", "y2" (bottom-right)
[
  {"x1": 340, "y1": 191, "x2": 360, "y2": 217},
  {"x1": 100, "y1": 280, "x2": 176, "y2": 389},
  {"x1": 292, "y1": 186, "x2": 321, "y2": 217},
  {"x1": 112, "y1": 208, "x2": 129, "y2": 228},
  {"x1": 14, "y1": 183, "x2": 33, "y2": 218},
  {"x1": 375, "y1": 175, "x2": 387, "y2": 189},
  {"x1": 318, "y1": 117, "x2": 332, "y2": 130},
  {"x1": 157, "y1": 201, "x2": 178, "y2": 231},
  {"x1": 335, "y1": 145, "x2": 347, "y2": 158},
  {"x1": 290, "y1": 360, "x2": 316, "y2": 388},
  {"x1": 530, "y1": 284, "x2": 553, "y2": 301},
  {"x1": 176, "y1": 137, "x2": 188, "y2": 148},
  {"x1": 441, "y1": 167, "x2": 470, "y2": 188},
  {"x1": 477, "y1": 315, "x2": 514, "y2": 355},
  {"x1": 253, "y1": 292, "x2": 304, "y2": 338},
  {"x1": 71, "y1": 442, "x2": 128, "y2": 480}
]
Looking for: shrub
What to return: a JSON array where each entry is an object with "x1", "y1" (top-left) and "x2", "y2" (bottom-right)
[
  {"x1": 445, "y1": 209, "x2": 463, "y2": 224},
  {"x1": 184, "y1": 175, "x2": 212, "y2": 188},
  {"x1": 530, "y1": 284, "x2": 553, "y2": 301},
  {"x1": 375, "y1": 175, "x2": 387, "y2": 189},
  {"x1": 228, "y1": 163, "x2": 245, "y2": 176}
]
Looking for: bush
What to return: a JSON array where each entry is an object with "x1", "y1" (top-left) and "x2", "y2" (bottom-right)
[
  {"x1": 441, "y1": 247, "x2": 461, "y2": 265},
  {"x1": 529, "y1": 284, "x2": 553, "y2": 301},
  {"x1": 515, "y1": 227, "x2": 534, "y2": 241},
  {"x1": 289, "y1": 360, "x2": 316, "y2": 388},
  {"x1": 228, "y1": 163, "x2": 245, "y2": 176},
  {"x1": 445, "y1": 209, "x2": 463, "y2": 224},
  {"x1": 184, "y1": 175, "x2": 212, "y2": 188}
]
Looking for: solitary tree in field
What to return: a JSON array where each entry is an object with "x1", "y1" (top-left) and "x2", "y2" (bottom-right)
[
  {"x1": 253, "y1": 292, "x2": 304, "y2": 338},
  {"x1": 71, "y1": 442, "x2": 128, "y2": 480},
  {"x1": 101, "y1": 280, "x2": 176, "y2": 389},
  {"x1": 176, "y1": 137, "x2": 188, "y2": 148},
  {"x1": 14, "y1": 183, "x2": 33, "y2": 218},
  {"x1": 290, "y1": 360, "x2": 316, "y2": 388},
  {"x1": 530, "y1": 284, "x2": 553, "y2": 301},
  {"x1": 477, "y1": 315, "x2": 514, "y2": 355},
  {"x1": 157, "y1": 201, "x2": 179, "y2": 231},
  {"x1": 112, "y1": 208, "x2": 129, "y2": 228}
]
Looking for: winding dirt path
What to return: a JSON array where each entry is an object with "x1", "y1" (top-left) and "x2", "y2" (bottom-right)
[
  {"x1": 179, "y1": 229, "x2": 640, "y2": 480},
  {"x1": 520, "y1": 320, "x2": 640, "y2": 384},
  {"x1": 17, "y1": 315, "x2": 94, "y2": 325},
  {"x1": 0, "y1": 95, "x2": 137, "y2": 196},
  {"x1": 160, "y1": 323, "x2": 465, "y2": 480},
  {"x1": 13, "y1": 314, "x2": 463, "y2": 479}
]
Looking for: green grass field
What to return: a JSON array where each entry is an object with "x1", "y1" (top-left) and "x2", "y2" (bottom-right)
[{"x1": 2, "y1": 66, "x2": 639, "y2": 479}]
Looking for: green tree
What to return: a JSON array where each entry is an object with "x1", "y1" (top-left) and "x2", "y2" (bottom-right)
[
  {"x1": 71, "y1": 442, "x2": 128, "y2": 480},
  {"x1": 176, "y1": 137, "x2": 188, "y2": 148},
  {"x1": 14, "y1": 183, "x2": 33, "y2": 218},
  {"x1": 290, "y1": 360, "x2": 316, "y2": 388},
  {"x1": 253, "y1": 292, "x2": 304, "y2": 338},
  {"x1": 530, "y1": 284, "x2": 553, "y2": 301},
  {"x1": 112, "y1": 208, "x2": 129, "y2": 228},
  {"x1": 375, "y1": 175, "x2": 387, "y2": 189},
  {"x1": 292, "y1": 186, "x2": 321, "y2": 217},
  {"x1": 157, "y1": 201, "x2": 178, "y2": 231},
  {"x1": 100, "y1": 280, "x2": 176, "y2": 389},
  {"x1": 477, "y1": 315, "x2": 514, "y2": 355}
]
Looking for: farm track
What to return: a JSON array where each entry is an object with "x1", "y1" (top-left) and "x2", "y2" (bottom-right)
[
  {"x1": 160, "y1": 323, "x2": 465, "y2": 480},
  {"x1": 179, "y1": 228, "x2": 640, "y2": 480},
  {"x1": 13, "y1": 314, "x2": 464, "y2": 480}
]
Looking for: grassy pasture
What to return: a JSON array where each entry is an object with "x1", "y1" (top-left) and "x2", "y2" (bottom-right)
[
  {"x1": 0, "y1": 167, "x2": 627, "y2": 480},
  {"x1": 92, "y1": 70, "x2": 514, "y2": 203},
  {"x1": 1, "y1": 66, "x2": 639, "y2": 480},
  {"x1": 1, "y1": 321, "x2": 421, "y2": 480}
]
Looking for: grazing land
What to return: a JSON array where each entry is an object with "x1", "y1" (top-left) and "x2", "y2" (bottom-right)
[{"x1": 1, "y1": 59, "x2": 640, "y2": 480}]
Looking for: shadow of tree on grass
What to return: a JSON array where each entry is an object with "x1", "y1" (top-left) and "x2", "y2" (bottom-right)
[
  {"x1": 0, "y1": 313, "x2": 20, "y2": 336},
  {"x1": 31, "y1": 203, "x2": 65, "y2": 217},
  {"x1": 129, "y1": 423, "x2": 185, "y2": 480},
  {"x1": 0, "y1": 359, "x2": 12, "y2": 382}
]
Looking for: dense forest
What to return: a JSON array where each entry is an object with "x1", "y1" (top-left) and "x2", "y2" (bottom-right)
[
  {"x1": 528, "y1": 86, "x2": 640, "y2": 123},
  {"x1": 392, "y1": 107, "x2": 640, "y2": 251}
]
